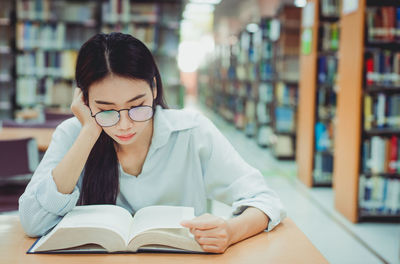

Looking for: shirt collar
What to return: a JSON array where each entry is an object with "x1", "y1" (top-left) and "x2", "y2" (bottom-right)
[{"x1": 150, "y1": 105, "x2": 198, "y2": 150}]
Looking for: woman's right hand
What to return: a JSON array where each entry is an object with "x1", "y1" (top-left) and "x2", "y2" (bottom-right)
[{"x1": 70, "y1": 88, "x2": 102, "y2": 137}]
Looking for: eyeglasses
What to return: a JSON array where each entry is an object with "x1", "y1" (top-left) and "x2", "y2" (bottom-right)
[{"x1": 91, "y1": 105, "x2": 154, "y2": 127}]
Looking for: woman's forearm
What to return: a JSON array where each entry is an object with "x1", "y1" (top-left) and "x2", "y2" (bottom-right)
[
  {"x1": 52, "y1": 126, "x2": 100, "y2": 194},
  {"x1": 227, "y1": 207, "x2": 269, "y2": 246}
]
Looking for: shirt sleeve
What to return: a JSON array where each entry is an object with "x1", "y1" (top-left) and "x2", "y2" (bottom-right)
[
  {"x1": 195, "y1": 114, "x2": 286, "y2": 231},
  {"x1": 18, "y1": 118, "x2": 82, "y2": 237}
]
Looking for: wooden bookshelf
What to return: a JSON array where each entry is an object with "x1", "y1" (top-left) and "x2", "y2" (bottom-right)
[
  {"x1": 270, "y1": 4, "x2": 301, "y2": 160},
  {"x1": 335, "y1": 0, "x2": 400, "y2": 222},
  {"x1": 14, "y1": 0, "x2": 100, "y2": 112},
  {"x1": 8, "y1": 0, "x2": 183, "y2": 118},
  {"x1": 297, "y1": 0, "x2": 319, "y2": 187},
  {"x1": 297, "y1": 0, "x2": 340, "y2": 187}
]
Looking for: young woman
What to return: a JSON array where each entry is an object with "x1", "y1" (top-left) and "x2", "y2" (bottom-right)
[{"x1": 19, "y1": 32, "x2": 286, "y2": 253}]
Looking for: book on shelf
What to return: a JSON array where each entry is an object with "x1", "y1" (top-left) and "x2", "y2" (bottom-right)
[
  {"x1": 363, "y1": 136, "x2": 400, "y2": 174},
  {"x1": 16, "y1": 50, "x2": 77, "y2": 79},
  {"x1": 130, "y1": 3, "x2": 158, "y2": 23},
  {"x1": 245, "y1": 100, "x2": 256, "y2": 137},
  {"x1": 16, "y1": 21, "x2": 100, "y2": 51},
  {"x1": 366, "y1": 6, "x2": 400, "y2": 42},
  {"x1": 275, "y1": 82, "x2": 297, "y2": 106},
  {"x1": 274, "y1": 106, "x2": 295, "y2": 133},
  {"x1": 16, "y1": 77, "x2": 73, "y2": 107},
  {"x1": 257, "y1": 125, "x2": 273, "y2": 146},
  {"x1": 320, "y1": 0, "x2": 340, "y2": 17},
  {"x1": 256, "y1": 102, "x2": 270, "y2": 124},
  {"x1": 359, "y1": 175, "x2": 400, "y2": 216},
  {"x1": 0, "y1": 1, "x2": 12, "y2": 20},
  {"x1": 315, "y1": 122, "x2": 332, "y2": 152},
  {"x1": 317, "y1": 56, "x2": 338, "y2": 85},
  {"x1": 317, "y1": 91, "x2": 336, "y2": 120},
  {"x1": 102, "y1": 0, "x2": 130, "y2": 24},
  {"x1": 313, "y1": 152, "x2": 333, "y2": 183},
  {"x1": 16, "y1": 77, "x2": 37, "y2": 106},
  {"x1": 28, "y1": 204, "x2": 204, "y2": 254},
  {"x1": 260, "y1": 61, "x2": 274, "y2": 80},
  {"x1": 272, "y1": 134, "x2": 294, "y2": 158},
  {"x1": 365, "y1": 50, "x2": 400, "y2": 86},
  {"x1": 320, "y1": 22, "x2": 339, "y2": 52},
  {"x1": 258, "y1": 82, "x2": 274, "y2": 103},
  {"x1": 159, "y1": 2, "x2": 181, "y2": 27},
  {"x1": 17, "y1": 0, "x2": 97, "y2": 24},
  {"x1": 276, "y1": 58, "x2": 299, "y2": 82},
  {"x1": 363, "y1": 94, "x2": 400, "y2": 130}
]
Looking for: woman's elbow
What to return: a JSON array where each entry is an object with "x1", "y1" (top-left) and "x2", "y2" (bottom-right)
[{"x1": 18, "y1": 195, "x2": 56, "y2": 237}]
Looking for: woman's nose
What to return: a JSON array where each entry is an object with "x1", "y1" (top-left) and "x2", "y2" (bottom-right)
[{"x1": 117, "y1": 110, "x2": 134, "y2": 130}]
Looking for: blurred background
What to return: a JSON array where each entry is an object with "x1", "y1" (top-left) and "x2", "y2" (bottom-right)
[{"x1": 0, "y1": 0, "x2": 399, "y2": 263}]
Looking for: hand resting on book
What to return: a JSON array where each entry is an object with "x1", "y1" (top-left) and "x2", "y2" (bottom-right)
[{"x1": 181, "y1": 213, "x2": 233, "y2": 253}]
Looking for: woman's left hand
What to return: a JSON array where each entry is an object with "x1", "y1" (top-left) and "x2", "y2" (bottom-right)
[{"x1": 180, "y1": 213, "x2": 233, "y2": 253}]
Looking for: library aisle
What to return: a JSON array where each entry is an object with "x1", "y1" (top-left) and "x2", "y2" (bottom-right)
[{"x1": 185, "y1": 96, "x2": 399, "y2": 264}]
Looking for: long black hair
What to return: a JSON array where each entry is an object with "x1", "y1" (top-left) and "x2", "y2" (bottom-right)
[{"x1": 75, "y1": 32, "x2": 168, "y2": 205}]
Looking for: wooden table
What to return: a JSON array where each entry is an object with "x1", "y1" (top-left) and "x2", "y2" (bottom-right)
[
  {"x1": 0, "y1": 128, "x2": 54, "y2": 152},
  {"x1": 0, "y1": 215, "x2": 328, "y2": 264}
]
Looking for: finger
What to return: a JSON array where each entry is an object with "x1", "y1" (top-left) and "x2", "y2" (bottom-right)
[
  {"x1": 201, "y1": 244, "x2": 224, "y2": 254},
  {"x1": 180, "y1": 219, "x2": 219, "y2": 230},
  {"x1": 73, "y1": 87, "x2": 81, "y2": 99},
  {"x1": 196, "y1": 236, "x2": 220, "y2": 245},
  {"x1": 193, "y1": 227, "x2": 220, "y2": 237}
]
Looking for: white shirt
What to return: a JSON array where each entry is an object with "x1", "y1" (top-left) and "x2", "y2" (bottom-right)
[{"x1": 19, "y1": 105, "x2": 286, "y2": 237}]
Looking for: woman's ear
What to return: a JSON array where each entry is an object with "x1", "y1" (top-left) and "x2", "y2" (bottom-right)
[{"x1": 152, "y1": 77, "x2": 157, "y2": 100}]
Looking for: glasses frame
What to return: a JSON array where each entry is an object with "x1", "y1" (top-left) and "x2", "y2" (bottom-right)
[{"x1": 90, "y1": 105, "x2": 154, "y2": 127}]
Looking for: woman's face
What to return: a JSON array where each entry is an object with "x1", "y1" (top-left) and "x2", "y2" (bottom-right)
[{"x1": 88, "y1": 75, "x2": 157, "y2": 146}]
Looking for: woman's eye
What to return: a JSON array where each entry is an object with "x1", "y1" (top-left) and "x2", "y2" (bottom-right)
[{"x1": 131, "y1": 102, "x2": 144, "y2": 108}]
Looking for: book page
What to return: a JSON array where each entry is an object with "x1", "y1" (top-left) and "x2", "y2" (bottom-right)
[
  {"x1": 129, "y1": 206, "x2": 194, "y2": 239},
  {"x1": 59, "y1": 204, "x2": 133, "y2": 243}
]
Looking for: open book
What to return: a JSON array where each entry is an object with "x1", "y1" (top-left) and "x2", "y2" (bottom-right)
[{"x1": 27, "y1": 204, "x2": 204, "y2": 253}]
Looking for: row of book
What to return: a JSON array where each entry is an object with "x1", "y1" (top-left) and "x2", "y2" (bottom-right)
[
  {"x1": 275, "y1": 82, "x2": 297, "y2": 106},
  {"x1": 257, "y1": 102, "x2": 271, "y2": 125},
  {"x1": 258, "y1": 82, "x2": 274, "y2": 103},
  {"x1": 318, "y1": 55, "x2": 337, "y2": 85},
  {"x1": 0, "y1": 26, "x2": 12, "y2": 48},
  {"x1": 102, "y1": 24, "x2": 156, "y2": 51},
  {"x1": 320, "y1": 0, "x2": 340, "y2": 17},
  {"x1": 275, "y1": 106, "x2": 295, "y2": 133},
  {"x1": 313, "y1": 152, "x2": 333, "y2": 184},
  {"x1": 244, "y1": 100, "x2": 257, "y2": 137},
  {"x1": 261, "y1": 41, "x2": 274, "y2": 60},
  {"x1": 102, "y1": 1, "x2": 159, "y2": 24},
  {"x1": 260, "y1": 61, "x2": 274, "y2": 81},
  {"x1": 364, "y1": 94, "x2": 400, "y2": 131},
  {"x1": 16, "y1": 77, "x2": 73, "y2": 107},
  {"x1": 16, "y1": 50, "x2": 77, "y2": 79},
  {"x1": 366, "y1": 7, "x2": 400, "y2": 42},
  {"x1": 362, "y1": 136, "x2": 400, "y2": 174},
  {"x1": 315, "y1": 121, "x2": 334, "y2": 152},
  {"x1": 276, "y1": 57, "x2": 299, "y2": 82},
  {"x1": 17, "y1": 22, "x2": 97, "y2": 50},
  {"x1": 0, "y1": 1, "x2": 11, "y2": 21},
  {"x1": 359, "y1": 174, "x2": 400, "y2": 215},
  {"x1": 317, "y1": 89, "x2": 336, "y2": 119},
  {"x1": 365, "y1": 50, "x2": 400, "y2": 86},
  {"x1": 319, "y1": 22, "x2": 339, "y2": 52},
  {"x1": 276, "y1": 31, "x2": 300, "y2": 57},
  {"x1": 17, "y1": 0, "x2": 96, "y2": 23}
]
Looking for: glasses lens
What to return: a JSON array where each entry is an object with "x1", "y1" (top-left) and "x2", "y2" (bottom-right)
[
  {"x1": 95, "y1": 110, "x2": 119, "y2": 127},
  {"x1": 128, "y1": 106, "x2": 153, "y2": 122}
]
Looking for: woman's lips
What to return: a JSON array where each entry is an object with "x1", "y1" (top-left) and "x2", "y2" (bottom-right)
[{"x1": 116, "y1": 133, "x2": 136, "y2": 141}]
